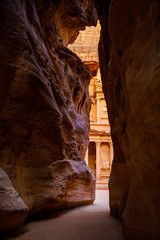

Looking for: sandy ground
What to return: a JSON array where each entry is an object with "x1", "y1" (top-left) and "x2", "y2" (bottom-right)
[{"x1": 3, "y1": 190, "x2": 124, "y2": 240}]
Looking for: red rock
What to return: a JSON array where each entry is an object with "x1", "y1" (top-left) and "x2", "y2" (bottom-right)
[
  {"x1": 96, "y1": 0, "x2": 160, "y2": 239},
  {"x1": 0, "y1": 0, "x2": 97, "y2": 232},
  {"x1": 0, "y1": 168, "x2": 28, "y2": 232}
]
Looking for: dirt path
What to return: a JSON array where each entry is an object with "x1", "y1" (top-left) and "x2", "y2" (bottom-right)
[{"x1": 6, "y1": 190, "x2": 124, "y2": 240}]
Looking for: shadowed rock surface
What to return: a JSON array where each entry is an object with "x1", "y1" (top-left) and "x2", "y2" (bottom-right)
[
  {"x1": 0, "y1": 168, "x2": 28, "y2": 232},
  {"x1": 0, "y1": 0, "x2": 97, "y2": 232},
  {"x1": 96, "y1": 0, "x2": 160, "y2": 239}
]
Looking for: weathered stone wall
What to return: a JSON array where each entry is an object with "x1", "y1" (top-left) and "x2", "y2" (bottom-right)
[
  {"x1": 96, "y1": 0, "x2": 160, "y2": 239},
  {"x1": 0, "y1": 0, "x2": 97, "y2": 232}
]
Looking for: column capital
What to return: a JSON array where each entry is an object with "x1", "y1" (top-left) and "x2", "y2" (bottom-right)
[{"x1": 96, "y1": 97, "x2": 101, "y2": 101}]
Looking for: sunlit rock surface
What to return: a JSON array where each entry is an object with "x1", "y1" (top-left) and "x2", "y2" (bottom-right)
[
  {"x1": 96, "y1": 0, "x2": 160, "y2": 239},
  {"x1": 0, "y1": 0, "x2": 97, "y2": 232}
]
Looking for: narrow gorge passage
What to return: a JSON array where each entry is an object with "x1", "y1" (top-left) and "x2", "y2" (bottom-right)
[
  {"x1": 1, "y1": 1, "x2": 160, "y2": 239},
  {"x1": 6, "y1": 191, "x2": 124, "y2": 240}
]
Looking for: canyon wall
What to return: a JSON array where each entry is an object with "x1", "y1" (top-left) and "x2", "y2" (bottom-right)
[
  {"x1": 96, "y1": 0, "x2": 160, "y2": 239},
  {"x1": 0, "y1": 0, "x2": 97, "y2": 232}
]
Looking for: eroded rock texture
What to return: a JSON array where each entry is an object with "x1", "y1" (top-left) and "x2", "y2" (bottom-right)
[
  {"x1": 0, "y1": 0, "x2": 97, "y2": 231},
  {"x1": 96, "y1": 0, "x2": 160, "y2": 239},
  {"x1": 0, "y1": 168, "x2": 28, "y2": 232}
]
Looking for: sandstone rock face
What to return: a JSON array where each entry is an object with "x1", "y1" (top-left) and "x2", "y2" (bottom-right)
[
  {"x1": 96, "y1": 0, "x2": 160, "y2": 239},
  {"x1": 0, "y1": 168, "x2": 28, "y2": 232},
  {"x1": 0, "y1": 0, "x2": 97, "y2": 231}
]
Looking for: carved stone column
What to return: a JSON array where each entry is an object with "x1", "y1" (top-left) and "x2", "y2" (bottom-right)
[
  {"x1": 96, "y1": 141, "x2": 101, "y2": 180},
  {"x1": 109, "y1": 142, "x2": 113, "y2": 168},
  {"x1": 85, "y1": 147, "x2": 88, "y2": 165},
  {"x1": 96, "y1": 97, "x2": 101, "y2": 123}
]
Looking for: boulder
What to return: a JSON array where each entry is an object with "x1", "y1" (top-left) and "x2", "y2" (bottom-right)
[{"x1": 0, "y1": 168, "x2": 28, "y2": 232}]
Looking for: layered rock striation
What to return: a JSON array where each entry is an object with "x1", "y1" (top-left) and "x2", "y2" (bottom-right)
[
  {"x1": 0, "y1": 0, "x2": 97, "y2": 232},
  {"x1": 96, "y1": 0, "x2": 160, "y2": 239}
]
